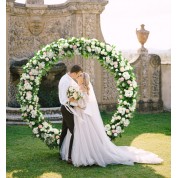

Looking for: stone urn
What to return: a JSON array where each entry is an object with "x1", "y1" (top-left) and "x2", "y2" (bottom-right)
[{"x1": 136, "y1": 24, "x2": 149, "y2": 49}]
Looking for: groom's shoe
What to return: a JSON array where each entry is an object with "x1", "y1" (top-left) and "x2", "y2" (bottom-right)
[{"x1": 67, "y1": 158, "x2": 73, "y2": 164}]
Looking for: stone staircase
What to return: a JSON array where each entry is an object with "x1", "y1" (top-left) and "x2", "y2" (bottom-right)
[{"x1": 6, "y1": 107, "x2": 63, "y2": 125}]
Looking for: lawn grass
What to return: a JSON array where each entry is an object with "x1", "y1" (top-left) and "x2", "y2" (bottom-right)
[{"x1": 6, "y1": 112, "x2": 171, "y2": 178}]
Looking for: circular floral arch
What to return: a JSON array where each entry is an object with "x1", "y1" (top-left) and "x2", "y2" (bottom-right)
[{"x1": 17, "y1": 37, "x2": 138, "y2": 149}]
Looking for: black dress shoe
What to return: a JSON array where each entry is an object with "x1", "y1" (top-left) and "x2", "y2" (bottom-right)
[{"x1": 67, "y1": 159, "x2": 73, "y2": 164}]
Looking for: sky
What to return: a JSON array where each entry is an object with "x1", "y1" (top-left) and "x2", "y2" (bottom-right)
[{"x1": 15, "y1": 0, "x2": 171, "y2": 51}]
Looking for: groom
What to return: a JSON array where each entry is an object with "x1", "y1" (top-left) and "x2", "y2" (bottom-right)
[{"x1": 58, "y1": 65, "x2": 83, "y2": 164}]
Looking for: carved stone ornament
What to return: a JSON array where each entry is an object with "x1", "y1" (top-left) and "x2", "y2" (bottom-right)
[{"x1": 27, "y1": 16, "x2": 45, "y2": 36}]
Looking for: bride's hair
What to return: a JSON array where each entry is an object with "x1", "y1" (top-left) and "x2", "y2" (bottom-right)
[{"x1": 83, "y1": 73, "x2": 90, "y2": 94}]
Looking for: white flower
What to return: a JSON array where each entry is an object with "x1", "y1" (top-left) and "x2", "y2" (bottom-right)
[
  {"x1": 106, "y1": 56, "x2": 111, "y2": 63},
  {"x1": 121, "y1": 117, "x2": 126, "y2": 122},
  {"x1": 53, "y1": 128, "x2": 59, "y2": 134},
  {"x1": 125, "y1": 90, "x2": 133, "y2": 97},
  {"x1": 39, "y1": 62, "x2": 45, "y2": 69},
  {"x1": 29, "y1": 105, "x2": 33, "y2": 110},
  {"x1": 24, "y1": 82, "x2": 32, "y2": 90},
  {"x1": 111, "y1": 125, "x2": 115, "y2": 129},
  {"x1": 116, "y1": 126, "x2": 122, "y2": 133},
  {"x1": 120, "y1": 67, "x2": 125, "y2": 72},
  {"x1": 113, "y1": 62, "x2": 118, "y2": 68},
  {"x1": 31, "y1": 69, "x2": 39, "y2": 75},
  {"x1": 105, "y1": 124, "x2": 111, "y2": 131},
  {"x1": 107, "y1": 131, "x2": 112, "y2": 136},
  {"x1": 33, "y1": 127, "x2": 39, "y2": 134},
  {"x1": 116, "y1": 116, "x2": 121, "y2": 120},
  {"x1": 118, "y1": 107, "x2": 126, "y2": 115},
  {"x1": 128, "y1": 87, "x2": 133, "y2": 91},
  {"x1": 124, "y1": 119, "x2": 130, "y2": 127},
  {"x1": 132, "y1": 81, "x2": 137, "y2": 88},
  {"x1": 35, "y1": 78, "x2": 40, "y2": 85},
  {"x1": 30, "y1": 76, "x2": 34, "y2": 81},
  {"x1": 106, "y1": 45, "x2": 112, "y2": 52},
  {"x1": 43, "y1": 121, "x2": 49, "y2": 129},
  {"x1": 31, "y1": 110, "x2": 37, "y2": 118},
  {"x1": 21, "y1": 74, "x2": 29, "y2": 80},
  {"x1": 123, "y1": 72, "x2": 130, "y2": 80},
  {"x1": 34, "y1": 95, "x2": 39, "y2": 102},
  {"x1": 47, "y1": 51, "x2": 55, "y2": 58},
  {"x1": 87, "y1": 46, "x2": 91, "y2": 52},
  {"x1": 63, "y1": 43, "x2": 69, "y2": 48},
  {"x1": 26, "y1": 91, "x2": 32, "y2": 100},
  {"x1": 114, "y1": 133, "x2": 118, "y2": 137},
  {"x1": 100, "y1": 42, "x2": 105, "y2": 48},
  {"x1": 33, "y1": 60, "x2": 37, "y2": 65},
  {"x1": 120, "y1": 60, "x2": 126, "y2": 67},
  {"x1": 95, "y1": 47, "x2": 101, "y2": 54},
  {"x1": 129, "y1": 106, "x2": 135, "y2": 112}
]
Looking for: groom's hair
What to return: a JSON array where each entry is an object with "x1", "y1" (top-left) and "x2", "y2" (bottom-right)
[{"x1": 70, "y1": 65, "x2": 83, "y2": 73}]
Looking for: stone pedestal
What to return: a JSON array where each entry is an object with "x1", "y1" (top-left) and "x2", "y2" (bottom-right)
[{"x1": 131, "y1": 51, "x2": 163, "y2": 112}]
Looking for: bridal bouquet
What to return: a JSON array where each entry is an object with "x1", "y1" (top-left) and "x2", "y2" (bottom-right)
[{"x1": 67, "y1": 86, "x2": 83, "y2": 101}]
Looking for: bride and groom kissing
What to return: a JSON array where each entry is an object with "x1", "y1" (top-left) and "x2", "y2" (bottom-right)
[{"x1": 58, "y1": 65, "x2": 163, "y2": 167}]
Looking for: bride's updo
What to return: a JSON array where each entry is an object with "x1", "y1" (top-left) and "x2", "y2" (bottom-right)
[{"x1": 83, "y1": 73, "x2": 90, "y2": 94}]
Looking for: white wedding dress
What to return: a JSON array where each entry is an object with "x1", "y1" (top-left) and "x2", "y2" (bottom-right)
[{"x1": 60, "y1": 83, "x2": 163, "y2": 167}]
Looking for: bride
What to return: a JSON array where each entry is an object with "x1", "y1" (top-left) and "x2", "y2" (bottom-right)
[{"x1": 60, "y1": 73, "x2": 163, "y2": 167}]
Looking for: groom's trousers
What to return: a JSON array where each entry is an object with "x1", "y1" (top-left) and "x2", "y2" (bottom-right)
[{"x1": 59, "y1": 105, "x2": 74, "y2": 159}]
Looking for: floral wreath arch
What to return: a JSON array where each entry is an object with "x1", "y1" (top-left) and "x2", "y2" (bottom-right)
[{"x1": 17, "y1": 37, "x2": 138, "y2": 149}]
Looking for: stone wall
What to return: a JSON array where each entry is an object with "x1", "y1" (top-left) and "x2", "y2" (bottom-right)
[
  {"x1": 161, "y1": 64, "x2": 171, "y2": 111},
  {"x1": 7, "y1": 0, "x2": 118, "y2": 108},
  {"x1": 123, "y1": 50, "x2": 171, "y2": 111}
]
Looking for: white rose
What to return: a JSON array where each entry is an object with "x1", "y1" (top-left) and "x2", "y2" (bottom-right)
[
  {"x1": 120, "y1": 60, "x2": 126, "y2": 67},
  {"x1": 111, "y1": 125, "x2": 115, "y2": 129},
  {"x1": 39, "y1": 62, "x2": 45, "y2": 69},
  {"x1": 63, "y1": 43, "x2": 69, "y2": 48},
  {"x1": 116, "y1": 126, "x2": 122, "y2": 133},
  {"x1": 100, "y1": 42, "x2": 105, "y2": 48},
  {"x1": 26, "y1": 92, "x2": 32, "y2": 100},
  {"x1": 31, "y1": 110, "x2": 37, "y2": 118},
  {"x1": 106, "y1": 45, "x2": 112, "y2": 52},
  {"x1": 114, "y1": 133, "x2": 118, "y2": 137},
  {"x1": 87, "y1": 46, "x2": 91, "y2": 52},
  {"x1": 33, "y1": 127, "x2": 38, "y2": 134},
  {"x1": 29, "y1": 105, "x2": 33, "y2": 110},
  {"x1": 123, "y1": 72, "x2": 130, "y2": 80},
  {"x1": 125, "y1": 90, "x2": 133, "y2": 97},
  {"x1": 30, "y1": 76, "x2": 34, "y2": 81},
  {"x1": 33, "y1": 60, "x2": 37, "y2": 65},
  {"x1": 118, "y1": 107, "x2": 126, "y2": 115},
  {"x1": 107, "y1": 131, "x2": 112, "y2": 136},
  {"x1": 24, "y1": 83, "x2": 32, "y2": 90},
  {"x1": 124, "y1": 119, "x2": 130, "y2": 127},
  {"x1": 105, "y1": 124, "x2": 111, "y2": 131},
  {"x1": 132, "y1": 81, "x2": 137, "y2": 88},
  {"x1": 31, "y1": 69, "x2": 39, "y2": 75},
  {"x1": 116, "y1": 116, "x2": 121, "y2": 120},
  {"x1": 106, "y1": 56, "x2": 111, "y2": 63}
]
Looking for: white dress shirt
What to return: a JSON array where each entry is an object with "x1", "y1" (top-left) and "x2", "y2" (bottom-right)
[{"x1": 58, "y1": 73, "x2": 79, "y2": 106}]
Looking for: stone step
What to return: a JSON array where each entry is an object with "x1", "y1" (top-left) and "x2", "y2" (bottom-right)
[{"x1": 6, "y1": 107, "x2": 63, "y2": 125}]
